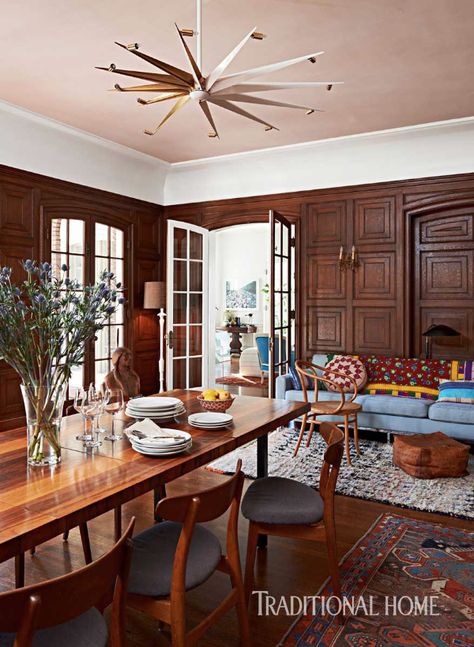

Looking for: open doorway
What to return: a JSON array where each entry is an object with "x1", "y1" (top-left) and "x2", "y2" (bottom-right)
[{"x1": 208, "y1": 222, "x2": 270, "y2": 397}]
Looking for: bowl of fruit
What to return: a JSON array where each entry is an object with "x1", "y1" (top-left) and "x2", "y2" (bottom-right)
[{"x1": 198, "y1": 388, "x2": 235, "y2": 412}]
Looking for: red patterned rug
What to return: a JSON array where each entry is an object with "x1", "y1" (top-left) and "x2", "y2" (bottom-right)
[
  {"x1": 280, "y1": 514, "x2": 474, "y2": 646},
  {"x1": 215, "y1": 375, "x2": 268, "y2": 388}
]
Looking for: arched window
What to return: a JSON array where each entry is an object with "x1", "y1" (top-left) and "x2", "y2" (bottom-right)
[{"x1": 49, "y1": 216, "x2": 127, "y2": 396}]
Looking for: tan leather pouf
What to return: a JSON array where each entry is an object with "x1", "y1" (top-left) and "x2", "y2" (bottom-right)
[{"x1": 393, "y1": 431, "x2": 470, "y2": 479}]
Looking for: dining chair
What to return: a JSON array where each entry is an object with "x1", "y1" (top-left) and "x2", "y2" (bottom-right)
[
  {"x1": 126, "y1": 461, "x2": 250, "y2": 647},
  {"x1": 0, "y1": 517, "x2": 135, "y2": 647},
  {"x1": 242, "y1": 422, "x2": 344, "y2": 609},
  {"x1": 255, "y1": 334, "x2": 287, "y2": 384},
  {"x1": 294, "y1": 359, "x2": 362, "y2": 464}
]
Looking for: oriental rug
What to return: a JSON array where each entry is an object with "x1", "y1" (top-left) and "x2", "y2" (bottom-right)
[{"x1": 279, "y1": 513, "x2": 474, "y2": 646}]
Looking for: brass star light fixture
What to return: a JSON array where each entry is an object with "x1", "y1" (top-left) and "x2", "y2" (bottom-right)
[{"x1": 97, "y1": 0, "x2": 343, "y2": 138}]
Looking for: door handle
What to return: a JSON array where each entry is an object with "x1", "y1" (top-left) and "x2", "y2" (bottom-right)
[{"x1": 165, "y1": 330, "x2": 173, "y2": 349}]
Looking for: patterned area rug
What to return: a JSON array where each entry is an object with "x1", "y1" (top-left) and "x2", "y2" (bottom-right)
[
  {"x1": 215, "y1": 374, "x2": 268, "y2": 387},
  {"x1": 207, "y1": 428, "x2": 474, "y2": 519},
  {"x1": 279, "y1": 514, "x2": 474, "y2": 647}
]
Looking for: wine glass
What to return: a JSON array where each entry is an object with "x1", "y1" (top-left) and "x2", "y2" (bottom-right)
[
  {"x1": 74, "y1": 388, "x2": 93, "y2": 442},
  {"x1": 104, "y1": 389, "x2": 124, "y2": 441},
  {"x1": 83, "y1": 386, "x2": 106, "y2": 449}
]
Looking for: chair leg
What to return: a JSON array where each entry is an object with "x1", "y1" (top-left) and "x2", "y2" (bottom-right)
[
  {"x1": 293, "y1": 413, "x2": 307, "y2": 457},
  {"x1": 79, "y1": 523, "x2": 93, "y2": 564},
  {"x1": 15, "y1": 553, "x2": 25, "y2": 588},
  {"x1": 324, "y1": 522, "x2": 343, "y2": 624},
  {"x1": 353, "y1": 415, "x2": 360, "y2": 455},
  {"x1": 344, "y1": 416, "x2": 351, "y2": 465},
  {"x1": 234, "y1": 572, "x2": 251, "y2": 646},
  {"x1": 170, "y1": 592, "x2": 187, "y2": 647},
  {"x1": 244, "y1": 522, "x2": 260, "y2": 603},
  {"x1": 114, "y1": 506, "x2": 122, "y2": 542},
  {"x1": 306, "y1": 418, "x2": 316, "y2": 447}
]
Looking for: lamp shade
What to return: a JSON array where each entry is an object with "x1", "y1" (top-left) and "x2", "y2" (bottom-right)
[
  {"x1": 143, "y1": 281, "x2": 165, "y2": 309},
  {"x1": 422, "y1": 324, "x2": 460, "y2": 338}
]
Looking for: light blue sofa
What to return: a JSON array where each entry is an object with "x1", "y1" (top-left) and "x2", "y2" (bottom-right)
[{"x1": 276, "y1": 354, "x2": 474, "y2": 443}]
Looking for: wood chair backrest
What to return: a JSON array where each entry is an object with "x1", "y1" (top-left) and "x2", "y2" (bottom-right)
[
  {"x1": 295, "y1": 359, "x2": 359, "y2": 411},
  {"x1": 318, "y1": 422, "x2": 344, "y2": 504},
  {"x1": 156, "y1": 462, "x2": 244, "y2": 598},
  {"x1": 0, "y1": 518, "x2": 135, "y2": 646}
]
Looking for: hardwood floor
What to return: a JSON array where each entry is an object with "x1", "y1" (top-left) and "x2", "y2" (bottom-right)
[
  {"x1": 0, "y1": 466, "x2": 471, "y2": 646},
  {"x1": 215, "y1": 355, "x2": 269, "y2": 398}
]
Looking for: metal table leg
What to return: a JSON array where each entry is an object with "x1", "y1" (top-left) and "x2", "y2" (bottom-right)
[{"x1": 257, "y1": 434, "x2": 268, "y2": 549}]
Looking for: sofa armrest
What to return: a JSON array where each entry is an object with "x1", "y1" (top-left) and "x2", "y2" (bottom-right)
[{"x1": 276, "y1": 374, "x2": 294, "y2": 400}]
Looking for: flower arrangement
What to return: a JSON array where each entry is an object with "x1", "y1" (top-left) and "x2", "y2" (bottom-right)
[{"x1": 0, "y1": 260, "x2": 123, "y2": 465}]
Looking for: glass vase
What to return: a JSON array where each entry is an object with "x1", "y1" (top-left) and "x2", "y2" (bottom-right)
[{"x1": 20, "y1": 383, "x2": 67, "y2": 466}]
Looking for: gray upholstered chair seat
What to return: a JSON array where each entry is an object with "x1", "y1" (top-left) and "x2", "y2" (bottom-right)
[
  {"x1": 241, "y1": 477, "x2": 324, "y2": 525},
  {"x1": 0, "y1": 608, "x2": 107, "y2": 647},
  {"x1": 128, "y1": 521, "x2": 222, "y2": 598}
]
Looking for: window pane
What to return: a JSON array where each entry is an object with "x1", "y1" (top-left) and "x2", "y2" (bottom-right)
[
  {"x1": 69, "y1": 365, "x2": 83, "y2": 399},
  {"x1": 189, "y1": 293, "x2": 202, "y2": 323},
  {"x1": 190, "y1": 232, "x2": 203, "y2": 260},
  {"x1": 109, "y1": 303, "x2": 124, "y2": 325},
  {"x1": 51, "y1": 219, "x2": 68, "y2": 253},
  {"x1": 95, "y1": 257, "x2": 109, "y2": 282},
  {"x1": 173, "y1": 228, "x2": 187, "y2": 259},
  {"x1": 173, "y1": 327, "x2": 186, "y2": 357},
  {"x1": 69, "y1": 255, "x2": 84, "y2": 284},
  {"x1": 95, "y1": 360, "x2": 110, "y2": 390},
  {"x1": 189, "y1": 326, "x2": 202, "y2": 356},
  {"x1": 173, "y1": 260, "x2": 187, "y2": 291},
  {"x1": 51, "y1": 252, "x2": 67, "y2": 279},
  {"x1": 110, "y1": 258, "x2": 123, "y2": 286},
  {"x1": 189, "y1": 262, "x2": 202, "y2": 291},
  {"x1": 173, "y1": 294, "x2": 187, "y2": 324},
  {"x1": 95, "y1": 223, "x2": 108, "y2": 256},
  {"x1": 95, "y1": 327, "x2": 110, "y2": 360},
  {"x1": 69, "y1": 220, "x2": 84, "y2": 254},
  {"x1": 189, "y1": 357, "x2": 202, "y2": 388},
  {"x1": 173, "y1": 358, "x2": 186, "y2": 389},
  {"x1": 110, "y1": 228, "x2": 124, "y2": 259}
]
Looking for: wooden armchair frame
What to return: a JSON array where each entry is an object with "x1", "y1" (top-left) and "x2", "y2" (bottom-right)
[
  {"x1": 127, "y1": 460, "x2": 250, "y2": 647},
  {"x1": 244, "y1": 423, "x2": 344, "y2": 611},
  {"x1": 0, "y1": 518, "x2": 135, "y2": 647},
  {"x1": 294, "y1": 359, "x2": 361, "y2": 464}
]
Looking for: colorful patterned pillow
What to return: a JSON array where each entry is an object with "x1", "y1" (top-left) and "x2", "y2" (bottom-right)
[
  {"x1": 289, "y1": 366, "x2": 327, "y2": 391},
  {"x1": 438, "y1": 380, "x2": 474, "y2": 404},
  {"x1": 325, "y1": 356, "x2": 367, "y2": 393},
  {"x1": 357, "y1": 355, "x2": 452, "y2": 400}
]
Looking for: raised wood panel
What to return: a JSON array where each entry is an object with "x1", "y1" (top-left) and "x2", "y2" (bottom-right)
[
  {"x1": 420, "y1": 213, "x2": 473, "y2": 244},
  {"x1": 135, "y1": 209, "x2": 160, "y2": 257},
  {"x1": 354, "y1": 307, "x2": 397, "y2": 355},
  {"x1": 0, "y1": 366, "x2": 23, "y2": 417},
  {"x1": 306, "y1": 201, "x2": 347, "y2": 247},
  {"x1": 419, "y1": 308, "x2": 473, "y2": 360},
  {"x1": 306, "y1": 306, "x2": 345, "y2": 353},
  {"x1": 307, "y1": 254, "x2": 345, "y2": 300},
  {"x1": 134, "y1": 349, "x2": 159, "y2": 395},
  {"x1": 421, "y1": 251, "x2": 473, "y2": 300},
  {"x1": 354, "y1": 252, "x2": 395, "y2": 300},
  {"x1": 354, "y1": 197, "x2": 396, "y2": 245},
  {"x1": 0, "y1": 183, "x2": 35, "y2": 241}
]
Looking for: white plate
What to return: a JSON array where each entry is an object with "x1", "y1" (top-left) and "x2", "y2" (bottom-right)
[
  {"x1": 131, "y1": 441, "x2": 192, "y2": 456},
  {"x1": 188, "y1": 412, "x2": 233, "y2": 425},
  {"x1": 128, "y1": 397, "x2": 182, "y2": 409},
  {"x1": 126, "y1": 406, "x2": 186, "y2": 418}
]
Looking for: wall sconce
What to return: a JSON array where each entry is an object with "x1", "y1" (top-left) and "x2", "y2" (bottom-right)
[{"x1": 338, "y1": 246, "x2": 359, "y2": 271}]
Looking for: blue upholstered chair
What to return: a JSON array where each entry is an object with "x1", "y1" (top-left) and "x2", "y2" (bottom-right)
[{"x1": 255, "y1": 334, "x2": 287, "y2": 383}]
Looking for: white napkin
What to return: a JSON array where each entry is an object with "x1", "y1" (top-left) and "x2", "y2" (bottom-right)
[{"x1": 126, "y1": 418, "x2": 165, "y2": 436}]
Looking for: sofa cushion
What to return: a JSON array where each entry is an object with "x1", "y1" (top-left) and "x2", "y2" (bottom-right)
[
  {"x1": 428, "y1": 401, "x2": 474, "y2": 425},
  {"x1": 285, "y1": 390, "x2": 366, "y2": 405},
  {"x1": 438, "y1": 379, "x2": 474, "y2": 404},
  {"x1": 325, "y1": 355, "x2": 367, "y2": 393},
  {"x1": 361, "y1": 395, "x2": 431, "y2": 418}
]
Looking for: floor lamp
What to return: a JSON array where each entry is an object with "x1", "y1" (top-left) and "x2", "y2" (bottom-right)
[
  {"x1": 144, "y1": 281, "x2": 166, "y2": 393},
  {"x1": 422, "y1": 323, "x2": 460, "y2": 359}
]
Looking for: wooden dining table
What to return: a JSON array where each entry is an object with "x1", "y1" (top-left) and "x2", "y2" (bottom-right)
[{"x1": 0, "y1": 390, "x2": 309, "y2": 565}]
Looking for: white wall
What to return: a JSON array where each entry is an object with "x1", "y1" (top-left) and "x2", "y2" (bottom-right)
[
  {"x1": 164, "y1": 118, "x2": 474, "y2": 205},
  {"x1": 0, "y1": 100, "x2": 168, "y2": 204},
  {"x1": 213, "y1": 224, "x2": 270, "y2": 338}
]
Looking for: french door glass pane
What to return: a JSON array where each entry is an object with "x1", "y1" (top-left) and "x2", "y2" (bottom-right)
[
  {"x1": 189, "y1": 231, "x2": 203, "y2": 259},
  {"x1": 173, "y1": 294, "x2": 187, "y2": 324},
  {"x1": 69, "y1": 220, "x2": 85, "y2": 254},
  {"x1": 189, "y1": 326, "x2": 203, "y2": 355},
  {"x1": 174, "y1": 228, "x2": 187, "y2": 259},
  {"x1": 95, "y1": 223, "x2": 108, "y2": 256},
  {"x1": 173, "y1": 358, "x2": 187, "y2": 389},
  {"x1": 173, "y1": 261, "x2": 187, "y2": 291},
  {"x1": 189, "y1": 293, "x2": 203, "y2": 323},
  {"x1": 173, "y1": 327, "x2": 186, "y2": 357},
  {"x1": 111, "y1": 229, "x2": 124, "y2": 258},
  {"x1": 189, "y1": 262, "x2": 203, "y2": 291},
  {"x1": 69, "y1": 254, "x2": 84, "y2": 283},
  {"x1": 189, "y1": 358, "x2": 202, "y2": 388}
]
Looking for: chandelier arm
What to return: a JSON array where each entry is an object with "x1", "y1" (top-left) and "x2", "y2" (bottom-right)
[
  {"x1": 138, "y1": 92, "x2": 188, "y2": 105},
  {"x1": 212, "y1": 81, "x2": 343, "y2": 95},
  {"x1": 175, "y1": 23, "x2": 203, "y2": 88},
  {"x1": 115, "y1": 42, "x2": 194, "y2": 85},
  {"x1": 112, "y1": 82, "x2": 191, "y2": 93},
  {"x1": 210, "y1": 50, "x2": 325, "y2": 92},
  {"x1": 144, "y1": 95, "x2": 190, "y2": 135},
  {"x1": 205, "y1": 26, "x2": 257, "y2": 91},
  {"x1": 215, "y1": 93, "x2": 323, "y2": 112},
  {"x1": 199, "y1": 101, "x2": 219, "y2": 138},
  {"x1": 96, "y1": 67, "x2": 190, "y2": 87},
  {"x1": 207, "y1": 98, "x2": 279, "y2": 131}
]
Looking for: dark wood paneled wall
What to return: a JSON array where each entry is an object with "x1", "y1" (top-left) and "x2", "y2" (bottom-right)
[
  {"x1": 164, "y1": 172, "x2": 474, "y2": 363},
  {"x1": 0, "y1": 164, "x2": 163, "y2": 431}
]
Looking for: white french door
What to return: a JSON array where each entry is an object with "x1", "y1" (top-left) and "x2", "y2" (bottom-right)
[{"x1": 166, "y1": 220, "x2": 209, "y2": 390}]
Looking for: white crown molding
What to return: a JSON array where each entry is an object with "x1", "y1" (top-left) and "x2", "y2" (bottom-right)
[
  {"x1": 169, "y1": 116, "x2": 474, "y2": 168},
  {"x1": 0, "y1": 98, "x2": 170, "y2": 171}
]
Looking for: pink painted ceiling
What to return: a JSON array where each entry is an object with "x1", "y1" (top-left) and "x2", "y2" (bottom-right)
[{"x1": 1, "y1": 0, "x2": 473, "y2": 163}]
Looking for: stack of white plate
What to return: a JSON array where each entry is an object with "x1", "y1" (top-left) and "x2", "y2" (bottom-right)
[
  {"x1": 188, "y1": 412, "x2": 233, "y2": 430},
  {"x1": 125, "y1": 396, "x2": 186, "y2": 421},
  {"x1": 126, "y1": 428, "x2": 192, "y2": 457}
]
